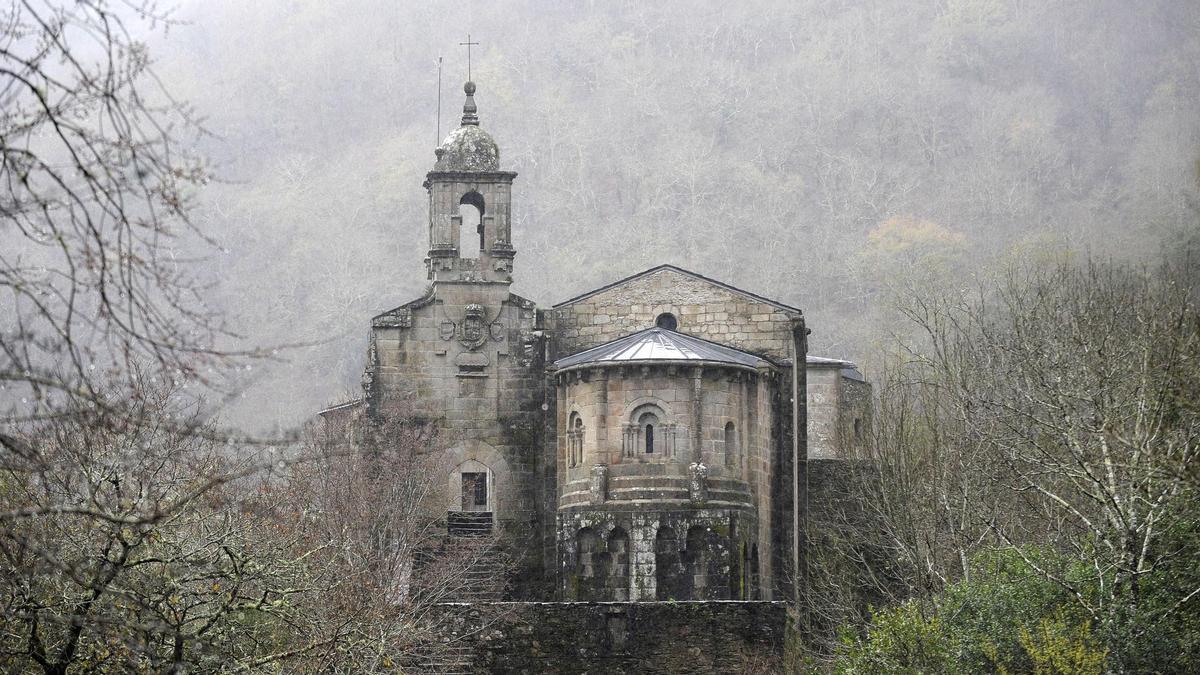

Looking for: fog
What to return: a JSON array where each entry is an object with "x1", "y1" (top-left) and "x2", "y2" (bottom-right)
[{"x1": 149, "y1": 0, "x2": 1200, "y2": 431}]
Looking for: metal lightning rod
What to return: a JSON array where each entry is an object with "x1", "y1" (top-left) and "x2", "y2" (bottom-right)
[{"x1": 436, "y1": 56, "x2": 443, "y2": 149}]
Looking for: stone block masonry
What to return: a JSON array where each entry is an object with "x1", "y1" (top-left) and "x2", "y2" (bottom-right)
[
  {"x1": 333, "y1": 83, "x2": 873, "y2": 675},
  {"x1": 419, "y1": 600, "x2": 787, "y2": 674},
  {"x1": 551, "y1": 266, "x2": 802, "y2": 361}
]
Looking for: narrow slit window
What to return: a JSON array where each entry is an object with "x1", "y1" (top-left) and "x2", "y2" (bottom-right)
[{"x1": 639, "y1": 411, "x2": 659, "y2": 454}]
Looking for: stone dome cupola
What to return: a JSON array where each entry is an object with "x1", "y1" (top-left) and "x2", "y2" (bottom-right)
[
  {"x1": 433, "y1": 81, "x2": 500, "y2": 172},
  {"x1": 424, "y1": 80, "x2": 517, "y2": 283}
]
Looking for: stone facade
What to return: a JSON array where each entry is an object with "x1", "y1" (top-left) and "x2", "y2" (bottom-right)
[
  {"x1": 553, "y1": 352, "x2": 784, "y2": 601},
  {"x1": 550, "y1": 266, "x2": 802, "y2": 361},
  {"x1": 807, "y1": 359, "x2": 873, "y2": 460},
  {"x1": 327, "y1": 81, "x2": 871, "y2": 668}
]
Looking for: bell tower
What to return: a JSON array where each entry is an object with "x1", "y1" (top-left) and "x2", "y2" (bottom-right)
[{"x1": 424, "y1": 81, "x2": 518, "y2": 284}]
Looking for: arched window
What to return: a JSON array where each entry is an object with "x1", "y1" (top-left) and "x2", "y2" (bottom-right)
[
  {"x1": 459, "y1": 191, "x2": 486, "y2": 251},
  {"x1": 724, "y1": 421, "x2": 736, "y2": 466},
  {"x1": 624, "y1": 402, "x2": 671, "y2": 459},
  {"x1": 567, "y1": 412, "x2": 584, "y2": 467},
  {"x1": 655, "y1": 312, "x2": 678, "y2": 331},
  {"x1": 639, "y1": 411, "x2": 659, "y2": 453}
]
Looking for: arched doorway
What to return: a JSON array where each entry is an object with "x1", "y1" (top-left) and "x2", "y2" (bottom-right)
[{"x1": 448, "y1": 459, "x2": 493, "y2": 535}]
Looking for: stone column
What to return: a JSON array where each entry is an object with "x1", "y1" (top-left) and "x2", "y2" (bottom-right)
[
  {"x1": 691, "y1": 367, "x2": 704, "y2": 463},
  {"x1": 631, "y1": 521, "x2": 657, "y2": 601},
  {"x1": 738, "y1": 373, "x2": 750, "y2": 471},
  {"x1": 558, "y1": 375, "x2": 568, "y2": 467},
  {"x1": 596, "y1": 369, "x2": 610, "y2": 463},
  {"x1": 568, "y1": 429, "x2": 581, "y2": 467},
  {"x1": 589, "y1": 464, "x2": 608, "y2": 503}
]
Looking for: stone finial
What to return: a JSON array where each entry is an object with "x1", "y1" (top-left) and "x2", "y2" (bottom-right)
[
  {"x1": 688, "y1": 462, "x2": 709, "y2": 505},
  {"x1": 461, "y1": 81, "x2": 479, "y2": 126}
]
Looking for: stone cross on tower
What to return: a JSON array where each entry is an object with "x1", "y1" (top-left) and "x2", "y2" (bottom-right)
[{"x1": 459, "y1": 34, "x2": 479, "y2": 80}]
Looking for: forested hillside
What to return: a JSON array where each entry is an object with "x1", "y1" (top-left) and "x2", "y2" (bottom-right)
[
  {"x1": 153, "y1": 0, "x2": 1200, "y2": 430},
  {"x1": 4, "y1": 3, "x2": 1199, "y2": 672}
]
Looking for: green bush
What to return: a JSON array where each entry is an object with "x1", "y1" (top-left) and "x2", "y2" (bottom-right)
[
  {"x1": 1016, "y1": 616, "x2": 1107, "y2": 675},
  {"x1": 834, "y1": 548, "x2": 1109, "y2": 675},
  {"x1": 834, "y1": 601, "x2": 956, "y2": 675},
  {"x1": 831, "y1": 541, "x2": 1200, "y2": 673}
]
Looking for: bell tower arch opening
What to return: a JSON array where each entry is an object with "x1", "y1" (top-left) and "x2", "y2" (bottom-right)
[{"x1": 459, "y1": 190, "x2": 487, "y2": 253}]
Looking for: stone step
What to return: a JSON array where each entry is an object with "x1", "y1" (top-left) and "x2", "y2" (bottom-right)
[{"x1": 412, "y1": 534, "x2": 509, "y2": 602}]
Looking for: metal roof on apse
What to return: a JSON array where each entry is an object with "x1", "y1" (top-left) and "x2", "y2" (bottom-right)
[{"x1": 553, "y1": 328, "x2": 767, "y2": 370}]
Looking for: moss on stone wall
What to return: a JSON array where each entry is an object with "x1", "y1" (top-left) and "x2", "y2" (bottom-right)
[{"x1": 423, "y1": 600, "x2": 787, "y2": 674}]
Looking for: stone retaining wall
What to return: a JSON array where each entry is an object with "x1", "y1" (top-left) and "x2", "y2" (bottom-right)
[{"x1": 430, "y1": 600, "x2": 788, "y2": 674}]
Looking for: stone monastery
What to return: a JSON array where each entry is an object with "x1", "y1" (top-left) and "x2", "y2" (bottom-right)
[{"x1": 324, "y1": 81, "x2": 870, "y2": 663}]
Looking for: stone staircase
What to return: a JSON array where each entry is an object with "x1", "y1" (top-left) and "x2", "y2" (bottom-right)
[
  {"x1": 450, "y1": 540, "x2": 508, "y2": 602},
  {"x1": 447, "y1": 510, "x2": 494, "y2": 537},
  {"x1": 411, "y1": 636, "x2": 476, "y2": 675},
  {"x1": 403, "y1": 524, "x2": 510, "y2": 673}
]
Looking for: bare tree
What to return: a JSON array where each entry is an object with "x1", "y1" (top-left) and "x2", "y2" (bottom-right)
[
  {"x1": 0, "y1": 1, "x2": 245, "y2": 437},
  {"x1": 276, "y1": 410, "x2": 512, "y2": 672},
  {"x1": 956, "y1": 262, "x2": 1198, "y2": 631},
  {"x1": 0, "y1": 377, "x2": 341, "y2": 673},
  {"x1": 844, "y1": 256, "x2": 1200, "y2": 665},
  {"x1": 0, "y1": 381, "x2": 513, "y2": 672}
]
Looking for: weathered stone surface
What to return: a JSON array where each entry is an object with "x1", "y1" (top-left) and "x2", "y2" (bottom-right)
[
  {"x1": 550, "y1": 266, "x2": 802, "y2": 361},
  {"x1": 332, "y1": 84, "x2": 872, "y2": 664},
  {"x1": 416, "y1": 601, "x2": 787, "y2": 674},
  {"x1": 806, "y1": 364, "x2": 872, "y2": 460}
]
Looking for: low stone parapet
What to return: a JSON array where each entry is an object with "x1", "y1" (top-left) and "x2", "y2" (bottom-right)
[{"x1": 413, "y1": 600, "x2": 788, "y2": 673}]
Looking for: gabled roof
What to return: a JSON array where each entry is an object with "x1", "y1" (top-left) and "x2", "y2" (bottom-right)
[
  {"x1": 552, "y1": 264, "x2": 801, "y2": 314},
  {"x1": 807, "y1": 355, "x2": 865, "y2": 381},
  {"x1": 372, "y1": 289, "x2": 536, "y2": 326},
  {"x1": 553, "y1": 328, "x2": 768, "y2": 371}
]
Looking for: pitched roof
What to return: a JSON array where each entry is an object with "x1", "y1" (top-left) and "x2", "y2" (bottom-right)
[
  {"x1": 807, "y1": 355, "x2": 866, "y2": 381},
  {"x1": 806, "y1": 355, "x2": 856, "y2": 368},
  {"x1": 553, "y1": 328, "x2": 768, "y2": 370},
  {"x1": 551, "y1": 264, "x2": 801, "y2": 313}
]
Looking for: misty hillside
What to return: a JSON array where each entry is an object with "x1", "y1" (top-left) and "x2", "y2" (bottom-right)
[{"x1": 155, "y1": 0, "x2": 1200, "y2": 431}]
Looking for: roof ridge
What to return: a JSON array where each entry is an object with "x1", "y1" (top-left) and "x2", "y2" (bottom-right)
[{"x1": 551, "y1": 264, "x2": 802, "y2": 313}]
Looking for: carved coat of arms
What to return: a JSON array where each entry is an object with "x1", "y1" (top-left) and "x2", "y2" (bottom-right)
[
  {"x1": 459, "y1": 304, "x2": 488, "y2": 350},
  {"x1": 438, "y1": 303, "x2": 505, "y2": 351}
]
